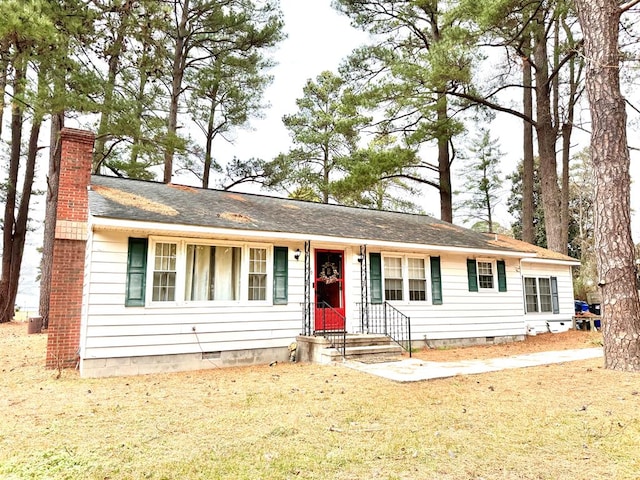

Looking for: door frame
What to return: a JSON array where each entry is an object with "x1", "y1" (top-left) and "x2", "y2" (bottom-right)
[{"x1": 313, "y1": 248, "x2": 346, "y2": 331}]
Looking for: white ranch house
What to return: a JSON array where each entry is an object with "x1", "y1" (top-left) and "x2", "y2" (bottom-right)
[{"x1": 47, "y1": 129, "x2": 579, "y2": 377}]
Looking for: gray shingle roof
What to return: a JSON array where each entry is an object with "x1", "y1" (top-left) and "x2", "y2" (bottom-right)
[{"x1": 88, "y1": 175, "x2": 558, "y2": 257}]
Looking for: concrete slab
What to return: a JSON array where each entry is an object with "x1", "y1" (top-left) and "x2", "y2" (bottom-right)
[{"x1": 342, "y1": 348, "x2": 603, "y2": 382}]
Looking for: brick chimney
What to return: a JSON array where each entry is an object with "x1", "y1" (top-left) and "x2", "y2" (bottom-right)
[{"x1": 46, "y1": 128, "x2": 95, "y2": 369}]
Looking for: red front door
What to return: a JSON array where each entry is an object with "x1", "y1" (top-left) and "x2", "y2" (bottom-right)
[{"x1": 314, "y1": 250, "x2": 346, "y2": 331}]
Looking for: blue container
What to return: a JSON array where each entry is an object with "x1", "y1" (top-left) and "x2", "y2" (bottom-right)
[{"x1": 574, "y1": 300, "x2": 589, "y2": 314}]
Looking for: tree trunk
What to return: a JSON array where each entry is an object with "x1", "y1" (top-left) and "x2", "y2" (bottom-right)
[
  {"x1": 560, "y1": 20, "x2": 582, "y2": 255},
  {"x1": 164, "y1": 0, "x2": 190, "y2": 184},
  {"x1": 436, "y1": 92, "x2": 452, "y2": 223},
  {"x1": 0, "y1": 60, "x2": 25, "y2": 323},
  {"x1": 202, "y1": 87, "x2": 218, "y2": 189},
  {"x1": 130, "y1": 50, "x2": 149, "y2": 165},
  {"x1": 574, "y1": 0, "x2": 640, "y2": 371},
  {"x1": 40, "y1": 112, "x2": 64, "y2": 329},
  {"x1": 8, "y1": 96, "x2": 43, "y2": 316},
  {"x1": 532, "y1": 20, "x2": 564, "y2": 254},
  {"x1": 522, "y1": 53, "x2": 535, "y2": 244},
  {"x1": 0, "y1": 55, "x2": 7, "y2": 138}
]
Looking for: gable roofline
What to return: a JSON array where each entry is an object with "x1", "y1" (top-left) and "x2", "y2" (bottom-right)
[{"x1": 484, "y1": 233, "x2": 579, "y2": 265}]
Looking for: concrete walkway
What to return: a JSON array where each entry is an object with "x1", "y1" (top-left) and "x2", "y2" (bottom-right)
[{"x1": 343, "y1": 347, "x2": 603, "y2": 382}]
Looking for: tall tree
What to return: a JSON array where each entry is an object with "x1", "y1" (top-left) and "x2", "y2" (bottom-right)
[
  {"x1": 455, "y1": 128, "x2": 503, "y2": 232},
  {"x1": 334, "y1": 0, "x2": 474, "y2": 223},
  {"x1": 0, "y1": 0, "x2": 62, "y2": 323},
  {"x1": 573, "y1": 0, "x2": 640, "y2": 371},
  {"x1": 91, "y1": 0, "x2": 137, "y2": 170},
  {"x1": 507, "y1": 159, "x2": 547, "y2": 249},
  {"x1": 183, "y1": 49, "x2": 273, "y2": 188},
  {"x1": 449, "y1": 0, "x2": 584, "y2": 253},
  {"x1": 521, "y1": 49, "x2": 535, "y2": 244},
  {"x1": 271, "y1": 70, "x2": 370, "y2": 203},
  {"x1": 162, "y1": 0, "x2": 284, "y2": 183},
  {"x1": 90, "y1": 0, "x2": 169, "y2": 178}
]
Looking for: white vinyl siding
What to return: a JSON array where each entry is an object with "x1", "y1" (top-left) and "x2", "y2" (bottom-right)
[
  {"x1": 82, "y1": 229, "x2": 577, "y2": 375},
  {"x1": 81, "y1": 231, "x2": 304, "y2": 368}
]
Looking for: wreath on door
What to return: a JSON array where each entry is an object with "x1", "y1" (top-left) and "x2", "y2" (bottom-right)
[{"x1": 319, "y1": 261, "x2": 340, "y2": 284}]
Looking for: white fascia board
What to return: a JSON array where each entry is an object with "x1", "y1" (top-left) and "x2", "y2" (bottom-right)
[
  {"x1": 520, "y1": 257, "x2": 580, "y2": 267},
  {"x1": 90, "y1": 216, "x2": 535, "y2": 258}
]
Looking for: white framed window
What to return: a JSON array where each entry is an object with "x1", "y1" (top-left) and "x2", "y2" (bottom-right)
[
  {"x1": 467, "y1": 259, "x2": 507, "y2": 293},
  {"x1": 147, "y1": 238, "x2": 271, "y2": 304},
  {"x1": 382, "y1": 254, "x2": 429, "y2": 302},
  {"x1": 152, "y1": 242, "x2": 177, "y2": 301},
  {"x1": 525, "y1": 276, "x2": 554, "y2": 313},
  {"x1": 477, "y1": 261, "x2": 494, "y2": 289},
  {"x1": 408, "y1": 257, "x2": 426, "y2": 301},
  {"x1": 524, "y1": 277, "x2": 539, "y2": 312},
  {"x1": 248, "y1": 247, "x2": 267, "y2": 301},
  {"x1": 384, "y1": 256, "x2": 403, "y2": 300}
]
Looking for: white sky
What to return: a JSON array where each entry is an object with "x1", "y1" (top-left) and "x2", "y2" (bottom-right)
[
  {"x1": 213, "y1": 0, "x2": 370, "y2": 166},
  {"x1": 14, "y1": 0, "x2": 640, "y2": 309}
]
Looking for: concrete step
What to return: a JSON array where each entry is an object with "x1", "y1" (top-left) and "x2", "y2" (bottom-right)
[
  {"x1": 343, "y1": 334, "x2": 396, "y2": 347},
  {"x1": 321, "y1": 343, "x2": 403, "y2": 362}
]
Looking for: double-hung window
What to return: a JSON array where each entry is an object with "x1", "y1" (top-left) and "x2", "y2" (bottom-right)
[
  {"x1": 371, "y1": 254, "x2": 433, "y2": 303},
  {"x1": 152, "y1": 242, "x2": 177, "y2": 301},
  {"x1": 248, "y1": 247, "x2": 267, "y2": 301},
  {"x1": 524, "y1": 277, "x2": 558, "y2": 314},
  {"x1": 384, "y1": 257, "x2": 403, "y2": 301},
  {"x1": 408, "y1": 258, "x2": 427, "y2": 301},
  {"x1": 467, "y1": 259, "x2": 507, "y2": 292},
  {"x1": 477, "y1": 261, "x2": 494, "y2": 289}
]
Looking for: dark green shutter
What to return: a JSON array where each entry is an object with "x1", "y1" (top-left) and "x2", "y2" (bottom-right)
[
  {"x1": 369, "y1": 252, "x2": 383, "y2": 304},
  {"x1": 497, "y1": 260, "x2": 507, "y2": 292},
  {"x1": 126, "y1": 238, "x2": 148, "y2": 306},
  {"x1": 550, "y1": 276, "x2": 559, "y2": 314},
  {"x1": 467, "y1": 259, "x2": 478, "y2": 292},
  {"x1": 430, "y1": 256, "x2": 443, "y2": 305},
  {"x1": 273, "y1": 246, "x2": 288, "y2": 305}
]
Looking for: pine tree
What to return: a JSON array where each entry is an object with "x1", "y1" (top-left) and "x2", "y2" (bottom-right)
[{"x1": 455, "y1": 129, "x2": 503, "y2": 232}]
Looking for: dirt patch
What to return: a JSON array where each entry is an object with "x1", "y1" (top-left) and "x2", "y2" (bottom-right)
[{"x1": 92, "y1": 185, "x2": 178, "y2": 216}]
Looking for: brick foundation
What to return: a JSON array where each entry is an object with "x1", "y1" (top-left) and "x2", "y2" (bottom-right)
[{"x1": 45, "y1": 128, "x2": 94, "y2": 369}]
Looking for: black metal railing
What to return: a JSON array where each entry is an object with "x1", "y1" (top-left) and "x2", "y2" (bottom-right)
[
  {"x1": 302, "y1": 301, "x2": 347, "y2": 358},
  {"x1": 356, "y1": 302, "x2": 412, "y2": 357}
]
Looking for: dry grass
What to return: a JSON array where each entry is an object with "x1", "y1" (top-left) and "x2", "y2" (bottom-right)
[{"x1": 1, "y1": 322, "x2": 639, "y2": 480}]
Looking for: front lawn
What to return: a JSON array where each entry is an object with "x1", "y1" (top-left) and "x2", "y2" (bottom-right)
[{"x1": 1, "y1": 323, "x2": 637, "y2": 480}]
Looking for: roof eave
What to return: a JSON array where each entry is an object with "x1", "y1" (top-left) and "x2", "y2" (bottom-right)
[
  {"x1": 90, "y1": 215, "x2": 537, "y2": 259},
  {"x1": 520, "y1": 257, "x2": 580, "y2": 266}
]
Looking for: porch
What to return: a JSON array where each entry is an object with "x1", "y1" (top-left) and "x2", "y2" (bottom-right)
[{"x1": 296, "y1": 301, "x2": 412, "y2": 363}]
